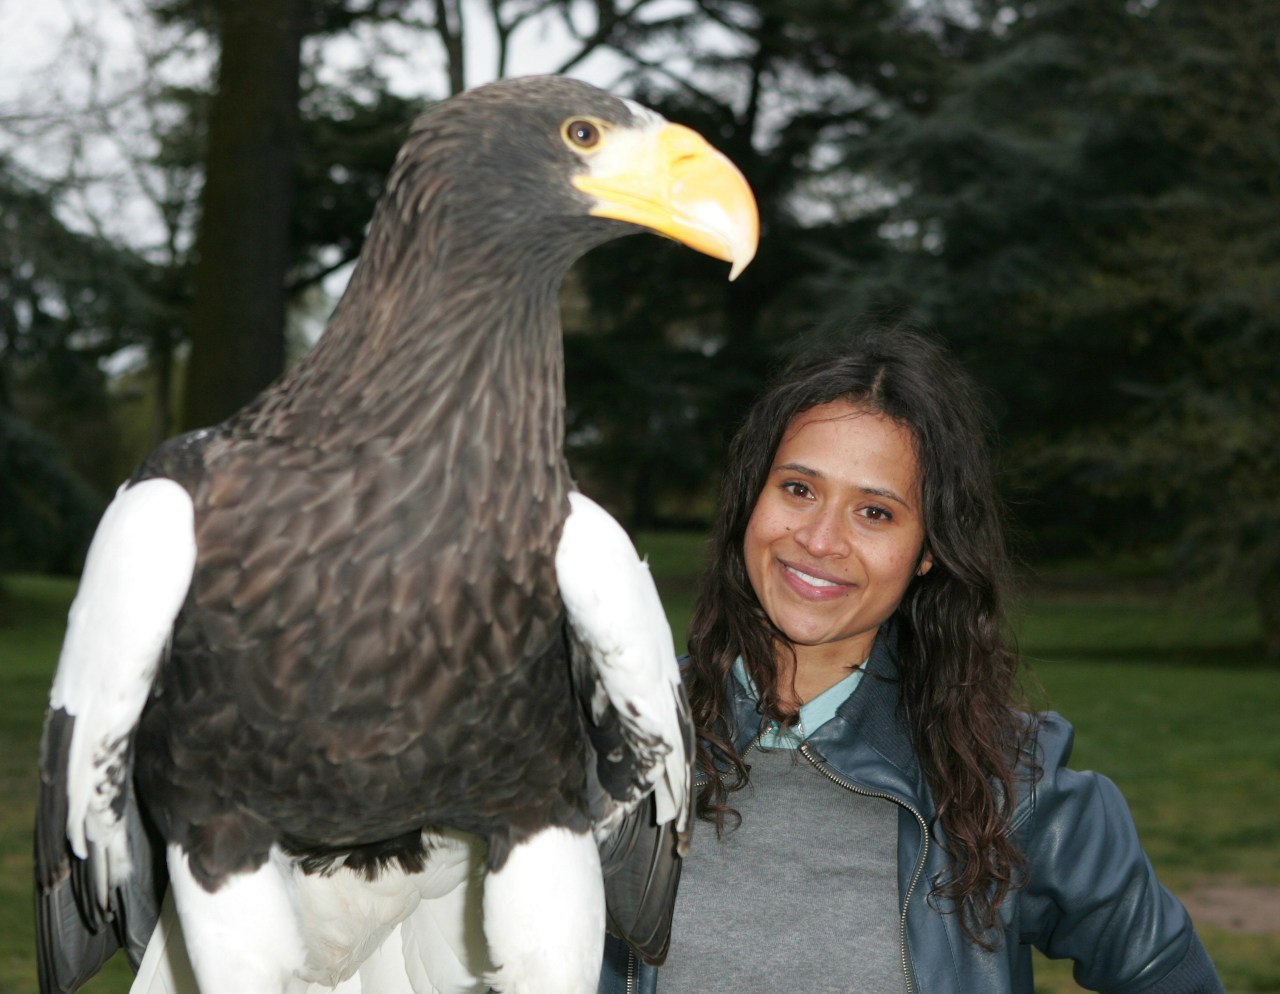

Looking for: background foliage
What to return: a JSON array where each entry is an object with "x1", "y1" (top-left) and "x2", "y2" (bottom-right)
[{"x1": 0, "y1": 0, "x2": 1276, "y2": 630}]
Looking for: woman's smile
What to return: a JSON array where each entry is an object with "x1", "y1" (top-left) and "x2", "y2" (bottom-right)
[{"x1": 778, "y1": 559, "x2": 852, "y2": 596}]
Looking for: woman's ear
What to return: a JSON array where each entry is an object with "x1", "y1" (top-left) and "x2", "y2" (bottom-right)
[{"x1": 917, "y1": 548, "x2": 934, "y2": 577}]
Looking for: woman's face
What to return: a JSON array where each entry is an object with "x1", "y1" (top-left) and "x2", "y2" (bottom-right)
[{"x1": 744, "y1": 400, "x2": 932, "y2": 674}]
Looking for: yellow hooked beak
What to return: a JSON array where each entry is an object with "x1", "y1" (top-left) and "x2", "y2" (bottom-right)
[{"x1": 572, "y1": 122, "x2": 759, "y2": 281}]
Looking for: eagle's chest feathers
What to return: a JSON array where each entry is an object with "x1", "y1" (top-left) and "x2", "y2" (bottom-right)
[
  {"x1": 136, "y1": 430, "x2": 581, "y2": 841},
  {"x1": 186, "y1": 434, "x2": 567, "y2": 689}
]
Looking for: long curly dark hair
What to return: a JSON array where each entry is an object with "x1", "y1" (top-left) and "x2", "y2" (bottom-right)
[{"x1": 685, "y1": 326, "x2": 1033, "y2": 947}]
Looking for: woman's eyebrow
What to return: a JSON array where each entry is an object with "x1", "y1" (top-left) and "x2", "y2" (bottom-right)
[
  {"x1": 774, "y1": 461, "x2": 821, "y2": 477},
  {"x1": 859, "y1": 485, "x2": 911, "y2": 509}
]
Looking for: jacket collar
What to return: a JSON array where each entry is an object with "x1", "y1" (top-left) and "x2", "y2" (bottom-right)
[{"x1": 726, "y1": 618, "x2": 933, "y2": 812}]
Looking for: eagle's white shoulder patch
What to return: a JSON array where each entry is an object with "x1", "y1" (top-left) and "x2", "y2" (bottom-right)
[
  {"x1": 556, "y1": 491, "x2": 689, "y2": 834},
  {"x1": 50, "y1": 477, "x2": 196, "y2": 886}
]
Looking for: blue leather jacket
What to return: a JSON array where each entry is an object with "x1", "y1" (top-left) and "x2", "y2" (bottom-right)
[{"x1": 598, "y1": 627, "x2": 1222, "y2": 993}]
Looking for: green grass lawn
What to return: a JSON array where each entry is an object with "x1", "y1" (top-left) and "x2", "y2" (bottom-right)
[{"x1": 2, "y1": 544, "x2": 1277, "y2": 993}]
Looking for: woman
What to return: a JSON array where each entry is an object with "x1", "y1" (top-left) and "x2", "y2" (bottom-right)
[{"x1": 599, "y1": 328, "x2": 1222, "y2": 993}]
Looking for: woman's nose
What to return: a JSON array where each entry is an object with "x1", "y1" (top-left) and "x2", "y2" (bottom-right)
[{"x1": 793, "y1": 505, "x2": 850, "y2": 557}]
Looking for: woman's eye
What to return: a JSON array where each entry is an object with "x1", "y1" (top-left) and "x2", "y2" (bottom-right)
[
  {"x1": 861, "y1": 505, "x2": 893, "y2": 522},
  {"x1": 781, "y1": 481, "x2": 812, "y2": 500}
]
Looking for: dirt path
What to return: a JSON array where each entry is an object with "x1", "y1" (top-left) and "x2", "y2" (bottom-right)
[{"x1": 1181, "y1": 881, "x2": 1280, "y2": 933}]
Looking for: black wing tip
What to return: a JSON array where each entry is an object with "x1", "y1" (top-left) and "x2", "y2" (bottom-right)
[
  {"x1": 600, "y1": 795, "x2": 684, "y2": 966},
  {"x1": 35, "y1": 880, "x2": 121, "y2": 994},
  {"x1": 35, "y1": 707, "x2": 116, "y2": 994},
  {"x1": 35, "y1": 708, "x2": 165, "y2": 991}
]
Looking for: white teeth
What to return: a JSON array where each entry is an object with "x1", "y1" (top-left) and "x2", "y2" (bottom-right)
[{"x1": 784, "y1": 564, "x2": 839, "y2": 588}]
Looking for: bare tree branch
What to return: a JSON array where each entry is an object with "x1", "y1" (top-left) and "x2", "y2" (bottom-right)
[
  {"x1": 551, "y1": 0, "x2": 668, "y2": 76},
  {"x1": 434, "y1": 0, "x2": 467, "y2": 93}
]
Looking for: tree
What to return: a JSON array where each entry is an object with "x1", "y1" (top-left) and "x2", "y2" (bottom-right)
[
  {"x1": 0, "y1": 163, "x2": 144, "y2": 571},
  {"x1": 178, "y1": 0, "x2": 306, "y2": 428},
  {"x1": 802, "y1": 0, "x2": 1280, "y2": 651},
  {"x1": 1048, "y1": 0, "x2": 1280, "y2": 652}
]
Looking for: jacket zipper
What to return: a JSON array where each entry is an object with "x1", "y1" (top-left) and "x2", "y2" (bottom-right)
[
  {"x1": 798, "y1": 742, "x2": 928, "y2": 994},
  {"x1": 692, "y1": 731, "x2": 764, "y2": 790}
]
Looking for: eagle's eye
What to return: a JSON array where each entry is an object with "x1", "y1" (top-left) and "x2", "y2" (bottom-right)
[{"x1": 563, "y1": 118, "x2": 602, "y2": 150}]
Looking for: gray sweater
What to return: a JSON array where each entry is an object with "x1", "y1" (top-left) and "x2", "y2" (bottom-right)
[{"x1": 660, "y1": 746, "x2": 904, "y2": 992}]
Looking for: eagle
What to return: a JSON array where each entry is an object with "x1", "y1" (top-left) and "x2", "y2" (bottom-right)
[{"x1": 34, "y1": 75, "x2": 758, "y2": 994}]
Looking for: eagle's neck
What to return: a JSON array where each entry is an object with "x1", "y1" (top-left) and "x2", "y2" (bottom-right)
[
  {"x1": 219, "y1": 230, "x2": 575, "y2": 665},
  {"x1": 248, "y1": 225, "x2": 573, "y2": 473}
]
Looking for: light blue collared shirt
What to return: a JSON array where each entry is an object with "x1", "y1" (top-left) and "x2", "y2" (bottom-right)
[{"x1": 732, "y1": 656, "x2": 867, "y2": 749}]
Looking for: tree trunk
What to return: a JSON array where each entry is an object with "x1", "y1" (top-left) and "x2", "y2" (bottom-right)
[{"x1": 181, "y1": 0, "x2": 304, "y2": 430}]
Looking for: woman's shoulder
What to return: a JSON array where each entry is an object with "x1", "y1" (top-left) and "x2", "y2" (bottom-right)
[
  {"x1": 1020, "y1": 709, "x2": 1076, "y2": 765},
  {"x1": 1010, "y1": 709, "x2": 1150, "y2": 843},
  {"x1": 1007, "y1": 710, "x2": 1077, "y2": 827}
]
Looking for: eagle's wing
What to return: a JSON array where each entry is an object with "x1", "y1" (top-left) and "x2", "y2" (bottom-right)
[
  {"x1": 35, "y1": 477, "x2": 197, "y2": 993},
  {"x1": 557, "y1": 492, "x2": 690, "y2": 835},
  {"x1": 556, "y1": 490, "x2": 693, "y2": 964}
]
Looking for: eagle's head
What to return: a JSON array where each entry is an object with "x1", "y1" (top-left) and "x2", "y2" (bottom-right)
[{"x1": 378, "y1": 75, "x2": 758, "y2": 282}]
